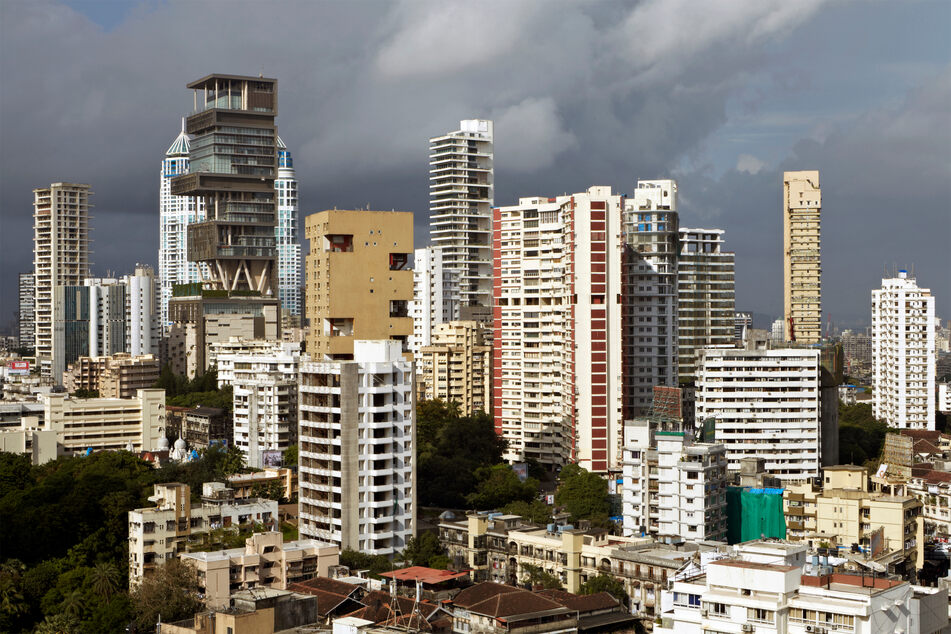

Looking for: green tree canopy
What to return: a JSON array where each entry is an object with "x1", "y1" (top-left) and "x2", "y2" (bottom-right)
[
  {"x1": 399, "y1": 532, "x2": 448, "y2": 568},
  {"x1": 501, "y1": 499, "x2": 553, "y2": 525},
  {"x1": 283, "y1": 444, "x2": 298, "y2": 467},
  {"x1": 555, "y1": 464, "x2": 610, "y2": 522},
  {"x1": 466, "y1": 465, "x2": 538, "y2": 510},
  {"x1": 131, "y1": 559, "x2": 202, "y2": 631},
  {"x1": 579, "y1": 573, "x2": 629, "y2": 607},
  {"x1": 340, "y1": 549, "x2": 393, "y2": 579},
  {"x1": 520, "y1": 563, "x2": 563, "y2": 590},
  {"x1": 838, "y1": 402, "x2": 890, "y2": 466}
]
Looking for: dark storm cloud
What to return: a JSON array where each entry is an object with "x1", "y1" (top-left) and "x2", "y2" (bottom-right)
[{"x1": 1, "y1": 0, "x2": 948, "y2": 326}]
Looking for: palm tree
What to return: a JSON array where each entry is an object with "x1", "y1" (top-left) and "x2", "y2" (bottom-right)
[
  {"x1": 59, "y1": 589, "x2": 84, "y2": 621},
  {"x1": 89, "y1": 562, "x2": 121, "y2": 599},
  {"x1": 34, "y1": 614, "x2": 79, "y2": 634},
  {"x1": 0, "y1": 575, "x2": 26, "y2": 617}
]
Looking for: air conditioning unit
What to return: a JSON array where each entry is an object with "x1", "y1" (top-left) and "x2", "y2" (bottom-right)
[
  {"x1": 742, "y1": 625, "x2": 753, "y2": 632},
  {"x1": 806, "y1": 626, "x2": 815, "y2": 633},
  {"x1": 700, "y1": 609, "x2": 708, "y2": 617}
]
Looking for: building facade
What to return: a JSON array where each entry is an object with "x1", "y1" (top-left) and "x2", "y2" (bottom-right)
[
  {"x1": 128, "y1": 482, "x2": 279, "y2": 587},
  {"x1": 304, "y1": 210, "x2": 413, "y2": 360},
  {"x1": 493, "y1": 187, "x2": 624, "y2": 472},
  {"x1": 622, "y1": 180, "x2": 679, "y2": 417},
  {"x1": 34, "y1": 183, "x2": 91, "y2": 378},
  {"x1": 676, "y1": 228, "x2": 735, "y2": 383},
  {"x1": 298, "y1": 341, "x2": 415, "y2": 556},
  {"x1": 410, "y1": 246, "x2": 459, "y2": 356},
  {"x1": 782, "y1": 170, "x2": 822, "y2": 344},
  {"x1": 429, "y1": 119, "x2": 493, "y2": 322},
  {"x1": 872, "y1": 271, "x2": 936, "y2": 430},
  {"x1": 695, "y1": 348, "x2": 835, "y2": 481},
  {"x1": 621, "y1": 423, "x2": 728, "y2": 542},
  {"x1": 275, "y1": 137, "x2": 301, "y2": 317},
  {"x1": 18, "y1": 273, "x2": 34, "y2": 350},
  {"x1": 158, "y1": 121, "x2": 206, "y2": 330},
  {"x1": 416, "y1": 320, "x2": 491, "y2": 415},
  {"x1": 63, "y1": 353, "x2": 161, "y2": 398}
]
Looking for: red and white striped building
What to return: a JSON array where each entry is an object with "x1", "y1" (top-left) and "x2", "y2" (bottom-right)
[{"x1": 492, "y1": 187, "x2": 625, "y2": 473}]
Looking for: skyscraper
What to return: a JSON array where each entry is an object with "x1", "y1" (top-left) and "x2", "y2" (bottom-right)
[
  {"x1": 677, "y1": 227, "x2": 736, "y2": 383},
  {"x1": 304, "y1": 209, "x2": 413, "y2": 360},
  {"x1": 410, "y1": 246, "x2": 459, "y2": 356},
  {"x1": 18, "y1": 273, "x2": 34, "y2": 350},
  {"x1": 783, "y1": 170, "x2": 822, "y2": 343},
  {"x1": 872, "y1": 271, "x2": 936, "y2": 430},
  {"x1": 167, "y1": 74, "x2": 282, "y2": 377},
  {"x1": 622, "y1": 180, "x2": 679, "y2": 418},
  {"x1": 429, "y1": 119, "x2": 493, "y2": 322},
  {"x1": 493, "y1": 187, "x2": 625, "y2": 472},
  {"x1": 34, "y1": 183, "x2": 91, "y2": 378},
  {"x1": 275, "y1": 137, "x2": 301, "y2": 317},
  {"x1": 158, "y1": 121, "x2": 206, "y2": 330}
]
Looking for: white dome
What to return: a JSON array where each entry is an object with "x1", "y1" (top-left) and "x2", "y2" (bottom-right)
[
  {"x1": 157, "y1": 437, "x2": 170, "y2": 450},
  {"x1": 174, "y1": 438, "x2": 187, "y2": 451}
]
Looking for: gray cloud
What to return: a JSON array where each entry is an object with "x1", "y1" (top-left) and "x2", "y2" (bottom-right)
[{"x1": 1, "y1": 0, "x2": 948, "y2": 331}]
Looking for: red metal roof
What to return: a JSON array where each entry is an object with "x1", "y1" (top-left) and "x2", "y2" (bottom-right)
[{"x1": 380, "y1": 567, "x2": 469, "y2": 585}]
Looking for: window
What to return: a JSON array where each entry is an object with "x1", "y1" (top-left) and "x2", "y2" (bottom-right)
[{"x1": 747, "y1": 608, "x2": 774, "y2": 624}]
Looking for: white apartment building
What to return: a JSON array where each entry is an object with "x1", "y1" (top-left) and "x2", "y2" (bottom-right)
[
  {"x1": 158, "y1": 122, "x2": 206, "y2": 329},
  {"x1": 298, "y1": 340, "x2": 415, "y2": 556},
  {"x1": 128, "y1": 482, "x2": 279, "y2": 587},
  {"x1": 677, "y1": 227, "x2": 735, "y2": 384},
  {"x1": 622, "y1": 422, "x2": 727, "y2": 542},
  {"x1": 872, "y1": 271, "x2": 936, "y2": 430},
  {"x1": 216, "y1": 343, "x2": 300, "y2": 467},
  {"x1": 658, "y1": 558, "x2": 938, "y2": 634},
  {"x1": 494, "y1": 187, "x2": 624, "y2": 472},
  {"x1": 124, "y1": 264, "x2": 159, "y2": 357},
  {"x1": 19, "y1": 273, "x2": 34, "y2": 350},
  {"x1": 276, "y1": 137, "x2": 301, "y2": 317},
  {"x1": 695, "y1": 348, "x2": 833, "y2": 482},
  {"x1": 623, "y1": 180, "x2": 679, "y2": 417},
  {"x1": 410, "y1": 246, "x2": 459, "y2": 356},
  {"x1": 34, "y1": 183, "x2": 91, "y2": 378},
  {"x1": 429, "y1": 119, "x2": 493, "y2": 321}
]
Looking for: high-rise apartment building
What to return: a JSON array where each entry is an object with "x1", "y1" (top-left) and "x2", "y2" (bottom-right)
[
  {"x1": 125, "y1": 264, "x2": 158, "y2": 357},
  {"x1": 298, "y1": 340, "x2": 415, "y2": 555},
  {"x1": 167, "y1": 75, "x2": 282, "y2": 377},
  {"x1": 304, "y1": 210, "x2": 413, "y2": 360},
  {"x1": 676, "y1": 228, "x2": 735, "y2": 383},
  {"x1": 695, "y1": 348, "x2": 838, "y2": 482},
  {"x1": 429, "y1": 119, "x2": 493, "y2": 322},
  {"x1": 158, "y1": 121, "x2": 206, "y2": 329},
  {"x1": 493, "y1": 187, "x2": 624, "y2": 472},
  {"x1": 275, "y1": 137, "x2": 301, "y2": 317},
  {"x1": 621, "y1": 420, "x2": 727, "y2": 542},
  {"x1": 622, "y1": 180, "x2": 679, "y2": 417},
  {"x1": 18, "y1": 273, "x2": 34, "y2": 350},
  {"x1": 872, "y1": 271, "x2": 936, "y2": 430},
  {"x1": 34, "y1": 183, "x2": 91, "y2": 378},
  {"x1": 734, "y1": 311, "x2": 752, "y2": 346},
  {"x1": 410, "y1": 246, "x2": 459, "y2": 356},
  {"x1": 783, "y1": 170, "x2": 822, "y2": 343},
  {"x1": 417, "y1": 320, "x2": 491, "y2": 416}
]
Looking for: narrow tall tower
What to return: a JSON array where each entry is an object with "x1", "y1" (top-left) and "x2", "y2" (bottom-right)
[
  {"x1": 275, "y1": 137, "x2": 301, "y2": 316},
  {"x1": 783, "y1": 170, "x2": 822, "y2": 343},
  {"x1": 34, "y1": 183, "x2": 91, "y2": 378},
  {"x1": 158, "y1": 120, "x2": 205, "y2": 330},
  {"x1": 429, "y1": 119, "x2": 493, "y2": 323},
  {"x1": 18, "y1": 273, "x2": 34, "y2": 350}
]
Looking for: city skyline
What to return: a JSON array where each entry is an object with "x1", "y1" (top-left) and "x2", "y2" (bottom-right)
[{"x1": 1, "y1": 1, "x2": 949, "y2": 328}]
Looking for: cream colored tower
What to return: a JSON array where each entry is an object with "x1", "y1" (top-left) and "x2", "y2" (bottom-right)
[
  {"x1": 783, "y1": 170, "x2": 822, "y2": 343},
  {"x1": 304, "y1": 210, "x2": 414, "y2": 359}
]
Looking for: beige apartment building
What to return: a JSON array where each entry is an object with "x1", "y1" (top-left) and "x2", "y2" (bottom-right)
[
  {"x1": 784, "y1": 465, "x2": 922, "y2": 579},
  {"x1": 227, "y1": 467, "x2": 297, "y2": 502},
  {"x1": 782, "y1": 170, "x2": 822, "y2": 343},
  {"x1": 63, "y1": 353, "x2": 161, "y2": 398},
  {"x1": 417, "y1": 320, "x2": 491, "y2": 415},
  {"x1": 128, "y1": 482, "x2": 279, "y2": 587},
  {"x1": 181, "y1": 532, "x2": 338, "y2": 608},
  {"x1": 304, "y1": 210, "x2": 414, "y2": 360}
]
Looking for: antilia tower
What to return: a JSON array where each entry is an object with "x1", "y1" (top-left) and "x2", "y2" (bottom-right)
[{"x1": 167, "y1": 74, "x2": 281, "y2": 377}]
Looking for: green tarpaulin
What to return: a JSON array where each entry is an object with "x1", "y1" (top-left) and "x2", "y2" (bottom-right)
[{"x1": 726, "y1": 486, "x2": 786, "y2": 544}]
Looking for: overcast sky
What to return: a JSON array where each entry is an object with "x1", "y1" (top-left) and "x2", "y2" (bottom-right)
[{"x1": 1, "y1": 0, "x2": 949, "y2": 332}]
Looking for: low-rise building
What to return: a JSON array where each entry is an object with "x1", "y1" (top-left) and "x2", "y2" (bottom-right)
[
  {"x1": 182, "y1": 406, "x2": 230, "y2": 449},
  {"x1": 874, "y1": 469, "x2": 951, "y2": 547},
  {"x1": 181, "y1": 531, "x2": 338, "y2": 609},
  {"x1": 416, "y1": 320, "x2": 491, "y2": 416},
  {"x1": 128, "y1": 482, "x2": 279, "y2": 587},
  {"x1": 449, "y1": 582, "x2": 578, "y2": 634},
  {"x1": 439, "y1": 513, "x2": 691, "y2": 618},
  {"x1": 228, "y1": 467, "x2": 297, "y2": 502}
]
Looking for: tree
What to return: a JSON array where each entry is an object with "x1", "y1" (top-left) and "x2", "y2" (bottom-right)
[
  {"x1": 131, "y1": 559, "x2": 202, "y2": 631},
  {"x1": 59, "y1": 589, "x2": 84, "y2": 621},
  {"x1": 579, "y1": 573, "x2": 629, "y2": 607},
  {"x1": 502, "y1": 499, "x2": 552, "y2": 525},
  {"x1": 33, "y1": 614, "x2": 80, "y2": 634},
  {"x1": 838, "y1": 402, "x2": 890, "y2": 465},
  {"x1": 555, "y1": 464, "x2": 610, "y2": 521},
  {"x1": 400, "y1": 532, "x2": 447, "y2": 568},
  {"x1": 89, "y1": 562, "x2": 121, "y2": 600},
  {"x1": 283, "y1": 444, "x2": 298, "y2": 467},
  {"x1": 520, "y1": 563, "x2": 563, "y2": 590},
  {"x1": 340, "y1": 549, "x2": 393, "y2": 579},
  {"x1": 251, "y1": 480, "x2": 284, "y2": 503},
  {"x1": 466, "y1": 465, "x2": 538, "y2": 510}
]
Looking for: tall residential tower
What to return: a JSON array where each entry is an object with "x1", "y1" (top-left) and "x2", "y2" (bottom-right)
[
  {"x1": 429, "y1": 119, "x2": 493, "y2": 323},
  {"x1": 33, "y1": 183, "x2": 91, "y2": 379},
  {"x1": 783, "y1": 170, "x2": 822, "y2": 343},
  {"x1": 275, "y1": 137, "x2": 301, "y2": 317}
]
